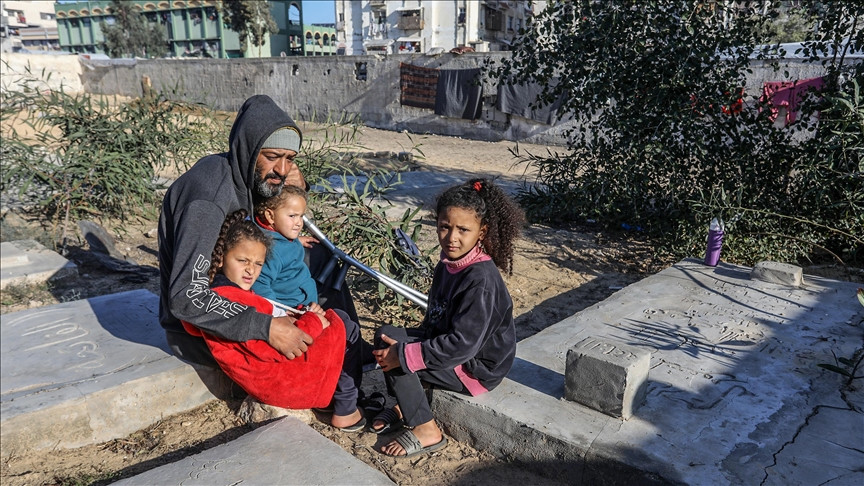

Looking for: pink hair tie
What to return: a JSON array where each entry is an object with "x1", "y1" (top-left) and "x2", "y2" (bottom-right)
[{"x1": 473, "y1": 181, "x2": 482, "y2": 192}]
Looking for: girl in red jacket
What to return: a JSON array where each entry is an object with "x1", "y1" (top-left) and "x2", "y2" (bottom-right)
[{"x1": 183, "y1": 209, "x2": 365, "y2": 431}]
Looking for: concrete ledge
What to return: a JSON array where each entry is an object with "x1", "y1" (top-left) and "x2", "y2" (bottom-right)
[
  {"x1": 0, "y1": 290, "x2": 229, "y2": 458},
  {"x1": 0, "y1": 239, "x2": 77, "y2": 289},
  {"x1": 114, "y1": 417, "x2": 394, "y2": 485},
  {"x1": 750, "y1": 261, "x2": 803, "y2": 287},
  {"x1": 433, "y1": 391, "x2": 676, "y2": 485},
  {"x1": 564, "y1": 337, "x2": 650, "y2": 419}
]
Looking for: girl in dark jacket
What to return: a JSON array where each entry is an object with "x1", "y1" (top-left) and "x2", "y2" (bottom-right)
[{"x1": 371, "y1": 178, "x2": 525, "y2": 457}]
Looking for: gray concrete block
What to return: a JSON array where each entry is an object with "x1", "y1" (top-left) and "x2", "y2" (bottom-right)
[
  {"x1": 751, "y1": 261, "x2": 803, "y2": 287},
  {"x1": 0, "y1": 290, "x2": 227, "y2": 458},
  {"x1": 564, "y1": 337, "x2": 651, "y2": 419},
  {"x1": 114, "y1": 417, "x2": 394, "y2": 485},
  {"x1": 0, "y1": 239, "x2": 77, "y2": 289}
]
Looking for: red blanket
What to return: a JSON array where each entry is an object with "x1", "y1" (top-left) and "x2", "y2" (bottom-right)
[{"x1": 182, "y1": 285, "x2": 346, "y2": 409}]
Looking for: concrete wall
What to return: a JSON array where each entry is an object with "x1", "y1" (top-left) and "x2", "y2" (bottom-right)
[
  {"x1": 77, "y1": 52, "x2": 577, "y2": 145},
  {"x1": 67, "y1": 52, "x2": 848, "y2": 145},
  {"x1": 0, "y1": 51, "x2": 82, "y2": 93}
]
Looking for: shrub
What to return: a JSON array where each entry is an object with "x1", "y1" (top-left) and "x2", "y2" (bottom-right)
[
  {"x1": 493, "y1": 0, "x2": 862, "y2": 267},
  {"x1": 0, "y1": 62, "x2": 228, "y2": 246}
]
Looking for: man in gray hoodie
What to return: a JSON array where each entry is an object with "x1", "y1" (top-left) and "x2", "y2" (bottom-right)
[{"x1": 158, "y1": 94, "x2": 316, "y2": 365}]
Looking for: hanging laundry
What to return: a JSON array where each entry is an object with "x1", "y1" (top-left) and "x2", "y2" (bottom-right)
[
  {"x1": 434, "y1": 68, "x2": 483, "y2": 120},
  {"x1": 761, "y1": 77, "x2": 824, "y2": 124},
  {"x1": 400, "y1": 63, "x2": 439, "y2": 110},
  {"x1": 496, "y1": 80, "x2": 567, "y2": 125}
]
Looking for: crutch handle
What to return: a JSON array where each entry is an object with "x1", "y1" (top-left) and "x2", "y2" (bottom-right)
[
  {"x1": 331, "y1": 261, "x2": 351, "y2": 291},
  {"x1": 316, "y1": 255, "x2": 339, "y2": 286}
]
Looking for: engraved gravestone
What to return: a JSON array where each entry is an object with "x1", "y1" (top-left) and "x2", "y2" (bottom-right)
[
  {"x1": 564, "y1": 337, "x2": 651, "y2": 419},
  {"x1": 0, "y1": 289, "x2": 226, "y2": 457}
]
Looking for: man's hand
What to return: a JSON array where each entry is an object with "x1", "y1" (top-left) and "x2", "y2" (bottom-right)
[{"x1": 269, "y1": 316, "x2": 313, "y2": 359}]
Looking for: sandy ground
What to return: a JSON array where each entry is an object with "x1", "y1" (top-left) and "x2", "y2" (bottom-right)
[{"x1": 0, "y1": 124, "x2": 677, "y2": 485}]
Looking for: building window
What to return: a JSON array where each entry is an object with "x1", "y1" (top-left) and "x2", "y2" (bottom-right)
[
  {"x1": 398, "y1": 9, "x2": 423, "y2": 30},
  {"x1": 355, "y1": 62, "x2": 367, "y2": 81},
  {"x1": 40, "y1": 12, "x2": 56, "y2": 21},
  {"x1": 458, "y1": 7, "x2": 466, "y2": 24}
]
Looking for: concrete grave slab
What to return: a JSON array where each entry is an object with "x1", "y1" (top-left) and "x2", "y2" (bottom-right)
[
  {"x1": 0, "y1": 289, "x2": 229, "y2": 459},
  {"x1": 0, "y1": 239, "x2": 77, "y2": 289},
  {"x1": 433, "y1": 259, "x2": 864, "y2": 485},
  {"x1": 114, "y1": 417, "x2": 394, "y2": 486}
]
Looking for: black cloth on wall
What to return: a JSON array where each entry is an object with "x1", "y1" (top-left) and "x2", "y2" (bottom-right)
[
  {"x1": 434, "y1": 68, "x2": 483, "y2": 120},
  {"x1": 496, "y1": 81, "x2": 566, "y2": 125}
]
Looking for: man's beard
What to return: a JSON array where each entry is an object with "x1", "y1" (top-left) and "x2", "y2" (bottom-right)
[{"x1": 254, "y1": 171, "x2": 286, "y2": 198}]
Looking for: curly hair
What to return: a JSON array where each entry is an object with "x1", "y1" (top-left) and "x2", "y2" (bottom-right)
[
  {"x1": 208, "y1": 209, "x2": 272, "y2": 284},
  {"x1": 434, "y1": 178, "x2": 525, "y2": 274},
  {"x1": 254, "y1": 185, "x2": 307, "y2": 219}
]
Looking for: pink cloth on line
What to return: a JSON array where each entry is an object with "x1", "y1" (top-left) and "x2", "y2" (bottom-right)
[{"x1": 761, "y1": 77, "x2": 824, "y2": 124}]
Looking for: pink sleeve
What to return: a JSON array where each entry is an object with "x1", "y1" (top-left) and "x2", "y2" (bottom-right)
[{"x1": 404, "y1": 342, "x2": 426, "y2": 373}]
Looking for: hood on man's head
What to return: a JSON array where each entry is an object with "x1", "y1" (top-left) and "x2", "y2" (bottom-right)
[{"x1": 227, "y1": 95, "x2": 303, "y2": 194}]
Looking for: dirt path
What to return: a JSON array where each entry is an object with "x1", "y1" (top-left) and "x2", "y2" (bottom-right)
[{"x1": 0, "y1": 124, "x2": 672, "y2": 486}]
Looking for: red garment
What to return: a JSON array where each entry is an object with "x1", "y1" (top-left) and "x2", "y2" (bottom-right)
[
  {"x1": 182, "y1": 285, "x2": 346, "y2": 409},
  {"x1": 761, "y1": 77, "x2": 824, "y2": 124}
]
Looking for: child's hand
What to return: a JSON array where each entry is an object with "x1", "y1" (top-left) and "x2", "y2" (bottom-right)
[
  {"x1": 372, "y1": 334, "x2": 400, "y2": 372},
  {"x1": 307, "y1": 302, "x2": 326, "y2": 317},
  {"x1": 298, "y1": 236, "x2": 319, "y2": 248},
  {"x1": 306, "y1": 303, "x2": 329, "y2": 329},
  {"x1": 316, "y1": 313, "x2": 331, "y2": 330}
]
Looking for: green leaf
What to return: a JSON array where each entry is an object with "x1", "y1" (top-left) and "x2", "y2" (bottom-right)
[{"x1": 817, "y1": 363, "x2": 852, "y2": 377}]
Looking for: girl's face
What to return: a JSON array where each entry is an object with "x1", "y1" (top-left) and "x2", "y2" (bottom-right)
[
  {"x1": 437, "y1": 206, "x2": 487, "y2": 261},
  {"x1": 220, "y1": 239, "x2": 267, "y2": 290},
  {"x1": 264, "y1": 195, "x2": 306, "y2": 240}
]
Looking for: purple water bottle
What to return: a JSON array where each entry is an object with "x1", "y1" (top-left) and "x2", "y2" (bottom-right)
[{"x1": 704, "y1": 218, "x2": 724, "y2": 266}]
